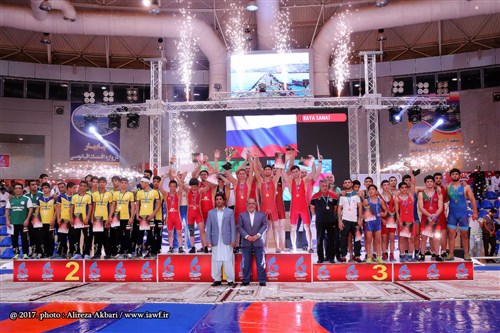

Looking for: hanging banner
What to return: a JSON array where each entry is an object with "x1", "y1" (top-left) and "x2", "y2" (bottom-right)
[
  {"x1": 408, "y1": 93, "x2": 463, "y2": 169},
  {"x1": 70, "y1": 103, "x2": 120, "y2": 162}
]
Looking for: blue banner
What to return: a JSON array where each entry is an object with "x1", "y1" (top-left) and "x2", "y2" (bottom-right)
[{"x1": 69, "y1": 103, "x2": 120, "y2": 162}]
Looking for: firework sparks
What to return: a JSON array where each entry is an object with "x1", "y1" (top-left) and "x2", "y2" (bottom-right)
[
  {"x1": 48, "y1": 163, "x2": 142, "y2": 182},
  {"x1": 332, "y1": 12, "x2": 352, "y2": 97},
  {"x1": 381, "y1": 149, "x2": 473, "y2": 173},
  {"x1": 177, "y1": 8, "x2": 198, "y2": 101},
  {"x1": 272, "y1": 3, "x2": 292, "y2": 89},
  {"x1": 170, "y1": 112, "x2": 197, "y2": 166}
]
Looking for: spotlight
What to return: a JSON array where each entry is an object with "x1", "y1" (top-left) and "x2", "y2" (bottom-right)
[
  {"x1": 213, "y1": 83, "x2": 222, "y2": 92},
  {"x1": 157, "y1": 37, "x2": 164, "y2": 50},
  {"x1": 39, "y1": 0, "x2": 52, "y2": 11},
  {"x1": 108, "y1": 113, "x2": 121, "y2": 131},
  {"x1": 103, "y1": 90, "x2": 114, "y2": 103},
  {"x1": 40, "y1": 33, "x2": 51, "y2": 45},
  {"x1": 149, "y1": 2, "x2": 160, "y2": 15},
  {"x1": 258, "y1": 82, "x2": 267, "y2": 93},
  {"x1": 126, "y1": 88, "x2": 139, "y2": 102},
  {"x1": 435, "y1": 105, "x2": 449, "y2": 123},
  {"x1": 377, "y1": 29, "x2": 386, "y2": 41},
  {"x1": 127, "y1": 113, "x2": 140, "y2": 129},
  {"x1": 389, "y1": 106, "x2": 402, "y2": 125},
  {"x1": 83, "y1": 91, "x2": 95, "y2": 104},
  {"x1": 408, "y1": 106, "x2": 422, "y2": 124},
  {"x1": 83, "y1": 115, "x2": 98, "y2": 132},
  {"x1": 142, "y1": 0, "x2": 151, "y2": 6},
  {"x1": 375, "y1": 0, "x2": 388, "y2": 7},
  {"x1": 246, "y1": 1, "x2": 258, "y2": 11}
]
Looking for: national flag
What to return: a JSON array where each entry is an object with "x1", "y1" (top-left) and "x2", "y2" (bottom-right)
[{"x1": 226, "y1": 115, "x2": 297, "y2": 158}]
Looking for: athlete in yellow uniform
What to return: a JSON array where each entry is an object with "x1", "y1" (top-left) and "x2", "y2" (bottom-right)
[
  {"x1": 135, "y1": 178, "x2": 161, "y2": 258},
  {"x1": 70, "y1": 181, "x2": 93, "y2": 259},
  {"x1": 110, "y1": 178, "x2": 136, "y2": 258},
  {"x1": 152, "y1": 175, "x2": 165, "y2": 255},
  {"x1": 53, "y1": 182, "x2": 76, "y2": 259},
  {"x1": 34, "y1": 182, "x2": 56, "y2": 258},
  {"x1": 91, "y1": 177, "x2": 114, "y2": 259}
]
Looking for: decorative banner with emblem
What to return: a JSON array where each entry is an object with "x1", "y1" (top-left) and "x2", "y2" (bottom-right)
[
  {"x1": 157, "y1": 254, "x2": 212, "y2": 282},
  {"x1": 393, "y1": 262, "x2": 473, "y2": 281},
  {"x1": 84, "y1": 260, "x2": 156, "y2": 282},
  {"x1": 313, "y1": 263, "x2": 393, "y2": 282},
  {"x1": 235, "y1": 253, "x2": 312, "y2": 282},
  {"x1": 13, "y1": 260, "x2": 84, "y2": 282}
]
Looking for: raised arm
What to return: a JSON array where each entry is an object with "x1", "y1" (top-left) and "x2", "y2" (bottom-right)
[{"x1": 224, "y1": 169, "x2": 238, "y2": 187}]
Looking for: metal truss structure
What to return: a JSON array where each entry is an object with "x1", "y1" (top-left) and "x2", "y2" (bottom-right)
[
  {"x1": 76, "y1": 52, "x2": 447, "y2": 180},
  {"x1": 148, "y1": 58, "x2": 164, "y2": 175}
]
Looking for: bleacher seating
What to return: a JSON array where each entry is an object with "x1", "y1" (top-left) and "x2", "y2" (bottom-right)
[
  {"x1": 0, "y1": 237, "x2": 12, "y2": 247},
  {"x1": 478, "y1": 209, "x2": 489, "y2": 218},
  {"x1": 0, "y1": 226, "x2": 8, "y2": 236},
  {"x1": 481, "y1": 200, "x2": 494, "y2": 209},
  {"x1": 485, "y1": 191, "x2": 497, "y2": 200},
  {"x1": 0, "y1": 247, "x2": 14, "y2": 259}
]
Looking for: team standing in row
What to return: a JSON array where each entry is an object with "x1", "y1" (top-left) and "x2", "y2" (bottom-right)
[{"x1": 5, "y1": 149, "x2": 492, "y2": 266}]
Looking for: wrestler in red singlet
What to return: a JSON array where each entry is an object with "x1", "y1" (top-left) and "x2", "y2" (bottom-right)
[
  {"x1": 290, "y1": 178, "x2": 311, "y2": 225},
  {"x1": 260, "y1": 180, "x2": 278, "y2": 221},
  {"x1": 234, "y1": 182, "x2": 249, "y2": 223},
  {"x1": 200, "y1": 182, "x2": 214, "y2": 222}
]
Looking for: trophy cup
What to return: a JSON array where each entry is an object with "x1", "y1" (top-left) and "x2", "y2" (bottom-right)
[
  {"x1": 222, "y1": 147, "x2": 236, "y2": 170},
  {"x1": 404, "y1": 161, "x2": 421, "y2": 176}
]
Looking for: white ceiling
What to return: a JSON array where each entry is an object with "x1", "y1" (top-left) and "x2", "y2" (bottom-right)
[{"x1": 0, "y1": 0, "x2": 499, "y2": 70}]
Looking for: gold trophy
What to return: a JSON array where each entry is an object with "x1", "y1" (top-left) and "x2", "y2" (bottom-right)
[{"x1": 222, "y1": 147, "x2": 236, "y2": 170}]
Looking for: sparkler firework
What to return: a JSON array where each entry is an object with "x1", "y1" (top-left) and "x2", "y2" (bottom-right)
[
  {"x1": 177, "y1": 8, "x2": 198, "y2": 101},
  {"x1": 332, "y1": 12, "x2": 352, "y2": 97}
]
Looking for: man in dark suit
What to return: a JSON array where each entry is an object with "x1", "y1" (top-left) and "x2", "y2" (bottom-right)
[
  {"x1": 206, "y1": 194, "x2": 236, "y2": 286},
  {"x1": 238, "y1": 198, "x2": 268, "y2": 286}
]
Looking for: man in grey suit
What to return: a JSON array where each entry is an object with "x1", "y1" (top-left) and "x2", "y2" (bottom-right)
[
  {"x1": 238, "y1": 197, "x2": 268, "y2": 286},
  {"x1": 206, "y1": 194, "x2": 236, "y2": 286}
]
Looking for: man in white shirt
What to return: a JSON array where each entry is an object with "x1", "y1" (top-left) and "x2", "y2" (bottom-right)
[
  {"x1": 0, "y1": 186, "x2": 10, "y2": 208},
  {"x1": 238, "y1": 198, "x2": 268, "y2": 286},
  {"x1": 337, "y1": 179, "x2": 363, "y2": 263},
  {"x1": 490, "y1": 171, "x2": 500, "y2": 193}
]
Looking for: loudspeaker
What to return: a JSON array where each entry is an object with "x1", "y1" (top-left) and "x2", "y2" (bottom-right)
[
  {"x1": 493, "y1": 92, "x2": 500, "y2": 103},
  {"x1": 54, "y1": 106, "x2": 65, "y2": 115}
]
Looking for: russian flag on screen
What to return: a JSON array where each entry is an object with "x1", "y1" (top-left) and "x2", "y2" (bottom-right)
[{"x1": 226, "y1": 115, "x2": 297, "y2": 158}]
